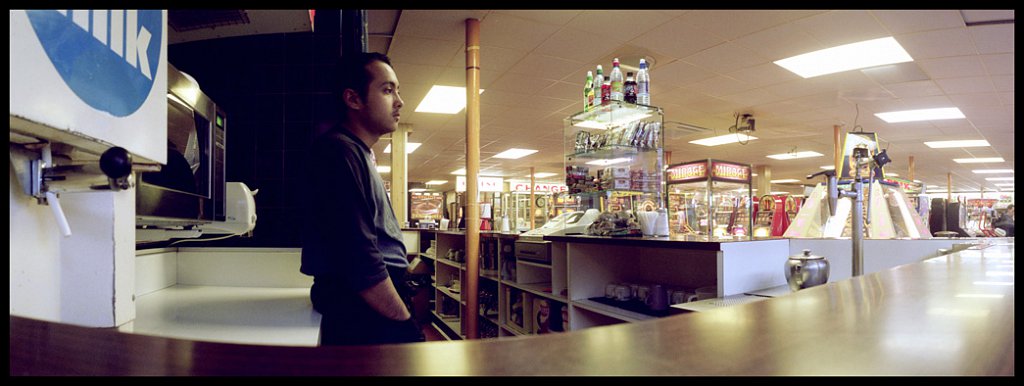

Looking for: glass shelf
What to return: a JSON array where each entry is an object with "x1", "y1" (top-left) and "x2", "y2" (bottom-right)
[
  {"x1": 567, "y1": 101, "x2": 662, "y2": 130},
  {"x1": 567, "y1": 145, "x2": 659, "y2": 160}
]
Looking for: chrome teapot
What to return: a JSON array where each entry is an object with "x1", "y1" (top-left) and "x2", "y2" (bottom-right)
[{"x1": 785, "y1": 249, "x2": 830, "y2": 292}]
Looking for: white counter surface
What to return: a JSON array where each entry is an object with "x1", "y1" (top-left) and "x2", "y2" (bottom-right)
[{"x1": 122, "y1": 285, "x2": 320, "y2": 347}]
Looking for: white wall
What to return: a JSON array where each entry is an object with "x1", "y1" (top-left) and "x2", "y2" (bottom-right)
[
  {"x1": 9, "y1": 167, "x2": 63, "y2": 320},
  {"x1": 9, "y1": 166, "x2": 136, "y2": 327}
]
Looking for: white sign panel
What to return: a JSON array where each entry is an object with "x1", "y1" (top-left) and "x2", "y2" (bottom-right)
[
  {"x1": 456, "y1": 175, "x2": 504, "y2": 193},
  {"x1": 10, "y1": 10, "x2": 168, "y2": 164},
  {"x1": 510, "y1": 182, "x2": 568, "y2": 193}
]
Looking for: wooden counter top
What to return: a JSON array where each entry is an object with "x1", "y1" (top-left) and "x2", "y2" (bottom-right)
[{"x1": 10, "y1": 243, "x2": 1014, "y2": 375}]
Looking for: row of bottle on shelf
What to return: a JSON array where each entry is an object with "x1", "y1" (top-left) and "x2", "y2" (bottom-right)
[{"x1": 584, "y1": 57, "x2": 650, "y2": 111}]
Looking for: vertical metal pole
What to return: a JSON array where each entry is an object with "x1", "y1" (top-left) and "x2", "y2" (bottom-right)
[
  {"x1": 947, "y1": 172, "x2": 953, "y2": 202},
  {"x1": 834, "y1": 125, "x2": 842, "y2": 172},
  {"x1": 852, "y1": 164, "x2": 864, "y2": 277},
  {"x1": 530, "y1": 166, "x2": 536, "y2": 230},
  {"x1": 464, "y1": 18, "x2": 481, "y2": 340},
  {"x1": 908, "y1": 156, "x2": 915, "y2": 181}
]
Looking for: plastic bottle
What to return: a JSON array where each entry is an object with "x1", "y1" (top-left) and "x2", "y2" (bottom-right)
[
  {"x1": 623, "y1": 71, "x2": 637, "y2": 104},
  {"x1": 609, "y1": 58, "x2": 624, "y2": 102},
  {"x1": 584, "y1": 71, "x2": 594, "y2": 112},
  {"x1": 637, "y1": 58, "x2": 650, "y2": 106},
  {"x1": 601, "y1": 76, "x2": 611, "y2": 105},
  {"x1": 594, "y1": 65, "x2": 604, "y2": 106}
]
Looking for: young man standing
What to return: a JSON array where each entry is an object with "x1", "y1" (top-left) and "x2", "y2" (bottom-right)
[{"x1": 301, "y1": 52, "x2": 424, "y2": 345}]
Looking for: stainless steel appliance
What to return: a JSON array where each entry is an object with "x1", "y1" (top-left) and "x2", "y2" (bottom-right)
[
  {"x1": 784, "y1": 249, "x2": 830, "y2": 291},
  {"x1": 136, "y1": 63, "x2": 226, "y2": 227}
]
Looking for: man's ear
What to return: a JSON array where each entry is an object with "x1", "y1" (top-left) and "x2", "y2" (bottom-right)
[{"x1": 342, "y1": 89, "x2": 363, "y2": 111}]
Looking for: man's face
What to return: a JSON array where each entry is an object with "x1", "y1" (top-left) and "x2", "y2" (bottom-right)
[{"x1": 358, "y1": 60, "x2": 404, "y2": 136}]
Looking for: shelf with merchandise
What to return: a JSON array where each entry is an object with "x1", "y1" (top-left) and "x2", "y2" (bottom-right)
[{"x1": 563, "y1": 100, "x2": 665, "y2": 226}]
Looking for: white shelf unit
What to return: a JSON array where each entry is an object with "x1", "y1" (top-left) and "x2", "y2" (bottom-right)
[
  {"x1": 432, "y1": 231, "x2": 468, "y2": 340},
  {"x1": 564, "y1": 241, "x2": 717, "y2": 329}
]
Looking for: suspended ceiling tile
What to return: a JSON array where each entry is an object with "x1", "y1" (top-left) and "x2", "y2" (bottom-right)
[
  {"x1": 629, "y1": 17, "x2": 725, "y2": 60},
  {"x1": 871, "y1": 10, "x2": 965, "y2": 35},
  {"x1": 980, "y1": 53, "x2": 1014, "y2": 76},
  {"x1": 793, "y1": 10, "x2": 890, "y2": 48},
  {"x1": 918, "y1": 56, "x2": 989, "y2": 79},
  {"x1": 897, "y1": 28, "x2": 977, "y2": 60}
]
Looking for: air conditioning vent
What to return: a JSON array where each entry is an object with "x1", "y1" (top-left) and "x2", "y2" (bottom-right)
[{"x1": 169, "y1": 10, "x2": 250, "y2": 32}]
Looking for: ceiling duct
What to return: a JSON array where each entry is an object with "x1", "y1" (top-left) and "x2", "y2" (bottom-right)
[{"x1": 169, "y1": 10, "x2": 250, "y2": 32}]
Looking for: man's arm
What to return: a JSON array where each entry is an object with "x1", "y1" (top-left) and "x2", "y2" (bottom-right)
[{"x1": 358, "y1": 277, "x2": 411, "y2": 321}]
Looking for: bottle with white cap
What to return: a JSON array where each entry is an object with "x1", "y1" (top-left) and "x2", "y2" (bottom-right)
[
  {"x1": 594, "y1": 65, "x2": 604, "y2": 106},
  {"x1": 637, "y1": 58, "x2": 650, "y2": 106},
  {"x1": 609, "y1": 58, "x2": 624, "y2": 102}
]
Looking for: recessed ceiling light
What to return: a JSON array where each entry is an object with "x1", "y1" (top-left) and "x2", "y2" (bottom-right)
[
  {"x1": 770, "y1": 179, "x2": 800, "y2": 183},
  {"x1": 376, "y1": 165, "x2": 391, "y2": 173},
  {"x1": 954, "y1": 157, "x2": 1004, "y2": 164},
  {"x1": 585, "y1": 158, "x2": 631, "y2": 166},
  {"x1": 689, "y1": 133, "x2": 758, "y2": 146},
  {"x1": 425, "y1": 180, "x2": 448, "y2": 185},
  {"x1": 383, "y1": 142, "x2": 422, "y2": 154},
  {"x1": 451, "y1": 168, "x2": 466, "y2": 175},
  {"x1": 986, "y1": 177, "x2": 1014, "y2": 181},
  {"x1": 493, "y1": 148, "x2": 538, "y2": 159},
  {"x1": 924, "y1": 140, "x2": 990, "y2": 148},
  {"x1": 414, "y1": 86, "x2": 485, "y2": 114},
  {"x1": 973, "y1": 169, "x2": 1014, "y2": 174},
  {"x1": 876, "y1": 107, "x2": 965, "y2": 123},
  {"x1": 766, "y1": 151, "x2": 824, "y2": 160},
  {"x1": 773, "y1": 37, "x2": 913, "y2": 78},
  {"x1": 532, "y1": 172, "x2": 557, "y2": 178}
]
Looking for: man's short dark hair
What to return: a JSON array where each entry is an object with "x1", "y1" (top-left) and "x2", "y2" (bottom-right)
[{"x1": 337, "y1": 52, "x2": 393, "y2": 109}]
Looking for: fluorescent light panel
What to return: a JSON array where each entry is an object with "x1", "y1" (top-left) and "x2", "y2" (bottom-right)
[
  {"x1": 451, "y1": 168, "x2": 466, "y2": 175},
  {"x1": 820, "y1": 165, "x2": 835, "y2": 170},
  {"x1": 532, "y1": 172, "x2": 557, "y2": 178},
  {"x1": 493, "y1": 148, "x2": 538, "y2": 159},
  {"x1": 770, "y1": 179, "x2": 800, "y2": 183},
  {"x1": 414, "y1": 86, "x2": 484, "y2": 114},
  {"x1": 954, "y1": 157, "x2": 1004, "y2": 164},
  {"x1": 376, "y1": 166, "x2": 391, "y2": 173},
  {"x1": 924, "y1": 140, "x2": 990, "y2": 148},
  {"x1": 383, "y1": 143, "x2": 422, "y2": 154},
  {"x1": 773, "y1": 37, "x2": 913, "y2": 78},
  {"x1": 887, "y1": 172, "x2": 899, "y2": 177},
  {"x1": 425, "y1": 180, "x2": 448, "y2": 185},
  {"x1": 689, "y1": 133, "x2": 758, "y2": 146},
  {"x1": 994, "y1": 183, "x2": 1014, "y2": 187},
  {"x1": 973, "y1": 169, "x2": 1014, "y2": 174},
  {"x1": 409, "y1": 188, "x2": 428, "y2": 192},
  {"x1": 986, "y1": 177, "x2": 1014, "y2": 181},
  {"x1": 876, "y1": 107, "x2": 965, "y2": 123},
  {"x1": 766, "y1": 151, "x2": 824, "y2": 160}
]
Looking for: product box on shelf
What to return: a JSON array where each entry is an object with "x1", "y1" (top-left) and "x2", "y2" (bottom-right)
[
  {"x1": 504, "y1": 287, "x2": 532, "y2": 334},
  {"x1": 531, "y1": 298, "x2": 567, "y2": 334}
]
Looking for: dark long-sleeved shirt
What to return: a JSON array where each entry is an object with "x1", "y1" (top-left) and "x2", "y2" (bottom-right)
[{"x1": 301, "y1": 125, "x2": 407, "y2": 292}]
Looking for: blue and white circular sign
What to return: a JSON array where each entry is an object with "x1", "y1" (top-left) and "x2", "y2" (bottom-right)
[{"x1": 26, "y1": 10, "x2": 163, "y2": 117}]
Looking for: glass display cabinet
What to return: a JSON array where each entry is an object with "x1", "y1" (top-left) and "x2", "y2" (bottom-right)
[
  {"x1": 561, "y1": 101, "x2": 664, "y2": 236},
  {"x1": 665, "y1": 159, "x2": 753, "y2": 241}
]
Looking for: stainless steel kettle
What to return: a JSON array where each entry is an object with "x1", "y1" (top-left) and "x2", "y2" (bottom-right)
[{"x1": 785, "y1": 249, "x2": 830, "y2": 292}]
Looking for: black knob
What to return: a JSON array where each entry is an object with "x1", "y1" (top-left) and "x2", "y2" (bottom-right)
[{"x1": 99, "y1": 146, "x2": 133, "y2": 179}]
